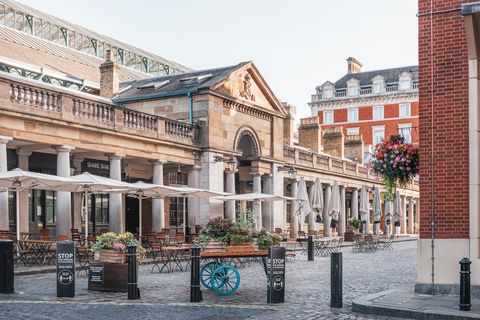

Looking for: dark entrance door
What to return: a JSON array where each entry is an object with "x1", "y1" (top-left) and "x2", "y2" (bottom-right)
[{"x1": 125, "y1": 197, "x2": 138, "y2": 234}]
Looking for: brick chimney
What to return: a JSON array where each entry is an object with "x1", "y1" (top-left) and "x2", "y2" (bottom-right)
[
  {"x1": 322, "y1": 127, "x2": 344, "y2": 158},
  {"x1": 344, "y1": 134, "x2": 364, "y2": 164},
  {"x1": 298, "y1": 117, "x2": 322, "y2": 153},
  {"x1": 282, "y1": 102, "x2": 295, "y2": 145},
  {"x1": 100, "y1": 50, "x2": 119, "y2": 98},
  {"x1": 347, "y1": 57, "x2": 362, "y2": 74}
]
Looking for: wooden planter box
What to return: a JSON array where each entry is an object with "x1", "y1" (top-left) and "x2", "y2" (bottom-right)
[
  {"x1": 344, "y1": 231, "x2": 357, "y2": 242},
  {"x1": 203, "y1": 240, "x2": 226, "y2": 252},
  {"x1": 88, "y1": 262, "x2": 128, "y2": 292},
  {"x1": 99, "y1": 249, "x2": 126, "y2": 264}
]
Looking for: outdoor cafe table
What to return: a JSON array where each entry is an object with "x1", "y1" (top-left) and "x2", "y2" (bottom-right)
[
  {"x1": 162, "y1": 246, "x2": 191, "y2": 272},
  {"x1": 17, "y1": 240, "x2": 56, "y2": 266}
]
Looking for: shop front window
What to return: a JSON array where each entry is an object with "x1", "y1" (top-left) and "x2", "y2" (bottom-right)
[
  {"x1": 45, "y1": 191, "x2": 56, "y2": 224},
  {"x1": 169, "y1": 197, "x2": 187, "y2": 233},
  {"x1": 95, "y1": 194, "x2": 109, "y2": 224}
]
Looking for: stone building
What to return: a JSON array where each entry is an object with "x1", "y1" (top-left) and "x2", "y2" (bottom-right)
[
  {"x1": 0, "y1": 0, "x2": 418, "y2": 239},
  {"x1": 308, "y1": 58, "x2": 419, "y2": 164}
]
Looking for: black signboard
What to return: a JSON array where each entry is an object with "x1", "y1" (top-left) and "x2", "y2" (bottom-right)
[
  {"x1": 82, "y1": 159, "x2": 110, "y2": 176},
  {"x1": 89, "y1": 265, "x2": 104, "y2": 283},
  {"x1": 56, "y1": 241, "x2": 75, "y2": 297},
  {"x1": 267, "y1": 246, "x2": 285, "y2": 303}
]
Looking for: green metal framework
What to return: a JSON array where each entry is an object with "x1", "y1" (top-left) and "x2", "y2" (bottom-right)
[{"x1": 0, "y1": 0, "x2": 190, "y2": 77}]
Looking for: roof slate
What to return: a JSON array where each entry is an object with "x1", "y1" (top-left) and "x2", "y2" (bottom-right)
[{"x1": 333, "y1": 65, "x2": 418, "y2": 89}]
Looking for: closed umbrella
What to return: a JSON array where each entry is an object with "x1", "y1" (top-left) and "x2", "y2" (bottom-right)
[
  {"x1": 328, "y1": 181, "x2": 341, "y2": 235},
  {"x1": 393, "y1": 191, "x2": 402, "y2": 234},
  {"x1": 309, "y1": 178, "x2": 324, "y2": 226},
  {"x1": 384, "y1": 200, "x2": 393, "y2": 237},
  {"x1": 359, "y1": 186, "x2": 369, "y2": 234},
  {"x1": 295, "y1": 177, "x2": 312, "y2": 223},
  {"x1": 372, "y1": 188, "x2": 382, "y2": 234}
]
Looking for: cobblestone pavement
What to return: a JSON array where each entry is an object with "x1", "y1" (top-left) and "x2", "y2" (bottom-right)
[{"x1": 0, "y1": 240, "x2": 417, "y2": 320}]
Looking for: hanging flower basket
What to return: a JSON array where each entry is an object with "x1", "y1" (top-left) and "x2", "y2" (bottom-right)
[{"x1": 369, "y1": 135, "x2": 419, "y2": 201}]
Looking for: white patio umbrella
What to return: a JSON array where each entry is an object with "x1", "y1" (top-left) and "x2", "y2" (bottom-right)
[
  {"x1": 384, "y1": 200, "x2": 393, "y2": 237},
  {"x1": 359, "y1": 186, "x2": 369, "y2": 234},
  {"x1": 309, "y1": 178, "x2": 324, "y2": 227},
  {"x1": 295, "y1": 177, "x2": 312, "y2": 223},
  {"x1": 213, "y1": 193, "x2": 295, "y2": 202},
  {"x1": 393, "y1": 191, "x2": 402, "y2": 235},
  {"x1": 328, "y1": 181, "x2": 341, "y2": 235},
  {"x1": 372, "y1": 187, "x2": 382, "y2": 234},
  {"x1": 0, "y1": 168, "x2": 87, "y2": 240}
]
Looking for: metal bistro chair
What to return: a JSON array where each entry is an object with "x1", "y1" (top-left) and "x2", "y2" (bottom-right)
[
  {"x1": 352, "y1": 234, "x2": 364, "y2": 253},
  {"x1": 379, "y1": 235, "x2": 394, "y2": 250},
  {"x1": 150, "y1": 243, "x2": 170, "y2": 273}
]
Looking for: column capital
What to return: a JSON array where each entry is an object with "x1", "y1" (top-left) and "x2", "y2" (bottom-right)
[
  {"x1": 16, "y1": 148, "x2": 32, "y2": 157},
  {"x1": 250, "y1": 171, "x2": 262, "y2": 177},
  {"x1": 149, "y1": 159, "x2": 165, "y2": 166},
  {"x1": 53, "y1": 145, "x2": 75, "y2": 153},
  {"x1": 190, "y1": 164, "x2": 201, "y2": 171},
  {"x1": 0, "y1": 136, "x2": 12, "y2": 145},
  {"x1": 262, "y1": 173, "x2": 273, "y2": 178},
  {"x1": 106, "y1": 153, "x2": 125, "y2": 160},
  {"x1": 225, "y1": 169, "x2": 237, "y2": 174}
]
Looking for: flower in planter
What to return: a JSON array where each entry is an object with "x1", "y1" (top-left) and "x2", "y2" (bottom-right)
[{"x1": 111, "y1": 242, "x2": 126, "y2": 252}]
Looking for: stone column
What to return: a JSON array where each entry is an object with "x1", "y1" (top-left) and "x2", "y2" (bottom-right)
[
  {"x1": 0, "y1": 136, "x2": 12, "y2": 231},
  {"x1": 251, "y1": 172, "x2": 262, "y2": 231},
  {"x1": 323, "y1": 184, "x2": 331, "y2": 237},
  {"x1": 199, "y1": 152, "x2": 224, "y2": 225},
  {"x1": 407, "y1": 197, "x2": 414, "y2": 234},
  {"x1": 71, "y1": 157, "x2": 84, "y2": 232},
  {"x1": 54, "y1": 145, "x2": 74, "y2": 238},
  {"x1": 225, "y1": 169, "x2": 236, "y2": 221},
  {"x1": 262, "y1": 174, "x2": 273, "y2": 231},
  {"x1": 108, "y1": 153, "x2": 124, "y2": 233},
  {"x1": 400, "y1": 194, "x2": 407, "y2": 234},
  {"x1": 290, "y1": 178, "x2": 298, "y2": 238},
  {"x1": 17, "y1": 149, "x2": 32, "y2": 234},
  {"x1": 150, "y1": 160, "x2": 164, "y2": 233},
  {"x1": 271, "y1": 163, "x2": 285, "y2": 229},
  {"x1": 307, "y1": 184, "x2": 316, "y2": 232},
  {"x1": 188, "y1": 165, "x2": 201, "y2": 228},
  {"x1": 351, "y1": 188, "x2": 359, "y2": 220},
  {"x1": 415, "y1": 198, "x2": 420, "y2": 233},
  {"x1": 339, "y1": 186, "x2": 346, "y2": 236}
]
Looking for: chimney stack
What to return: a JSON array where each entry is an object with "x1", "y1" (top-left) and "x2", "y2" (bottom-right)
[
  {"x1": 100, "y1": 49, "x2": 119, "y2": 98},
  {"x1": 298, "y1": 117, "x2": 322, "y2": 153},
  {"x1": 282, "y1": 102, "x2": 296, "y2": 145},
  {"x1": 347, "y1": 57, "x2": 362, "y2": 74}
]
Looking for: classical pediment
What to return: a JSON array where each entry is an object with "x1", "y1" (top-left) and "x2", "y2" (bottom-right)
[{"x1": 212, "y1": 62, "x2": 287, "y2": 115}]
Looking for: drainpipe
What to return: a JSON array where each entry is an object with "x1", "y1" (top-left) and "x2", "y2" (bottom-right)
[{"x1": 187, "y1": 92, "x2": 193, "y2": 125}]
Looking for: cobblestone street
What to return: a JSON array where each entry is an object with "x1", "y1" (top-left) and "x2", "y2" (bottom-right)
[{"x1": 0, "y1": 241, "x2": 417, "y2": 320}]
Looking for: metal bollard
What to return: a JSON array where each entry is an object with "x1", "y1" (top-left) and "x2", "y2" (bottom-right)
[
  {"x1": 190, "y1": 246, "x2": 202, "y2": 302},
  {"x1": 459, "y1": 257, "x2": 471, "y2": 311},
  {"x1": 307, "y1": 235, "x2": 314, "y2": 261},
  {"x1": 0, "y1": 240, "x2": 14, "y2": 294},
  {"x1": 127, "y1": 244, "x2": 140, "y2": 300},
  {"x1": 330, "y1": 252, "x2": 342, "y2": 308}
]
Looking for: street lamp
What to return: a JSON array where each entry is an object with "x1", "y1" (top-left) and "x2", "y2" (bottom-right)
[
  {"x1": 226, "y1": 156, "x2": 238, "y2": 172},
  {"x1": 288, "y1": 165, "x2": 297, "y2": 180}
]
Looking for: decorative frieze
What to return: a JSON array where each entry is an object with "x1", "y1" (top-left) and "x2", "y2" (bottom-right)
[{"x1": 223, "y1": 99, "x2": 272, "y2": 121}]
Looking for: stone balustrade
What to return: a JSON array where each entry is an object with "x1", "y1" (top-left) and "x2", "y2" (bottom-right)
[
  {"x1": 9, "y1": 83, "x2": 61, "y2": 112},
  {"x1": 73, "y1": 98, "x2": 114, "y2": 124},
  {"x1": 123, "y1": 110, "x2": 157, "y2": 133}
]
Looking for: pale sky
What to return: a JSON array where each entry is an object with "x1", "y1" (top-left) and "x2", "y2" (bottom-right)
[{"x1": 19, "y1": 0, "x2": 418, "y2": 120}]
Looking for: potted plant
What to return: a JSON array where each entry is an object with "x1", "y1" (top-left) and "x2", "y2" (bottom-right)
[
  {"x1": 255, "y1": 229, "x2": 282, "y2": 250},
  {"x1": 345, "y1": 218, "x2": 362, "y2": 241},
  {"x1": 91, "y1": 232, "x2": 145, "y2": 263},
  {"x1": 200, "y1": 217, "x2": 232, "y2": 251}
]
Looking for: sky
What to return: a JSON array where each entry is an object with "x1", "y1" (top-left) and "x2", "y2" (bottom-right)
[{"x1": 18, "y1": 0, "x2": 418, "y2": 120}]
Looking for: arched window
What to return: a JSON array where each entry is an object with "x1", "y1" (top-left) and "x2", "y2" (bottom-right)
[{"x1": 235, "y1": 129, "x2": 260, "y2": 158}]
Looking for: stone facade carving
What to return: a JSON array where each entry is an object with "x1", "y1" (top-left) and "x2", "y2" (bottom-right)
[{"x1": 240, "y1": 74, "x2": 255, "y2": 101}]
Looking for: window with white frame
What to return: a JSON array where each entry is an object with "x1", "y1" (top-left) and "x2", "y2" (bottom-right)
[
  {"x1": 398, "y1": 124, "x2": 412, "y2": 143},
  {"x1": 347, "y1": 84, "x2": 359, "y2": 96},
  {"x1": 373, "y1": 105, "x2": 384, "y2": 120},
  {"x1": 372, "y1": 126, "x2": 385, "y2": 145},
  {"x1": 323, "y1": 110, "x2": 334, "y2": 124},
  {"x1": 347, "y1": 108, "x2": 358, "y2": 122},
  {"x1": 323, "y1": 88, "x2": 333, "y2": 99},
  {"x1": 399, "y1": 103, "x2": 411, "y2": 117},
  {"x1": 399, "y1": 78, "x2": 411, "y2": 90},
  {"x1": 346, "y1": 127, "x2": 360, "y2": 135},
  {"x1": 373, "y1": 82, "x2": 384, "y2": 94}
]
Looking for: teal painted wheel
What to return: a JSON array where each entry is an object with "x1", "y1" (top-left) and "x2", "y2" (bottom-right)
[
  {"x1": 200, "y1": 262, "x2": 222, "y2": 289},
  {"x1": 211, "y1": 265, "x2": 240, "y2": 296}
]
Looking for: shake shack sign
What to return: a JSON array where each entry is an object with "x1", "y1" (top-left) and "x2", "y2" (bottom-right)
[
  {"x1": 82, "y1": 159, "x2": 110, "y2": 176},
  {"x1": 267, "y1": 246, "x2": 285, "y2": 303}
]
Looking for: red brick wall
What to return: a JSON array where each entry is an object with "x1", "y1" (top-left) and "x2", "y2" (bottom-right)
[
  {"x1": 318, "y1": 101, "x2": 420, "y2": 145},
  {"x1": 418, "y1": 0, "x2": 471, "y2": 239}
]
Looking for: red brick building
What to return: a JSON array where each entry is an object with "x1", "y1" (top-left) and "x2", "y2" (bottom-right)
[
  {"x1": 417, "y1": 0, "x2": 480, "y2": 294},
  {"x1": 309, "y1": 58, "x2": 419, "y2": 163}
]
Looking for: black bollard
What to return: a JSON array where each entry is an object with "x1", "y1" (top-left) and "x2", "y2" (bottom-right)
[
  {"x1": 127, "y1": 244, "x2": 140, "y2": 300},
  {"x1": 307, "y1": 235, "x2": 314, "y2": 261},
  {"x1": 459, "y1": 257, "x2": 471, "y2": 311},
  {"x1": 190, "y1": 246, "x2": 202, "y2": 302},
  {"x1": 330, "y1": 252, "x2": 342, "y2": 308},
  {"x1": 0, "y1": 240, "x2": 14, "y2": 294}
]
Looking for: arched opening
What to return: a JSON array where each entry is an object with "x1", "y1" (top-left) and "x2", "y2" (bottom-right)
[{"x1": 235, "y1": 129, "x2": 259, "y2": 159}]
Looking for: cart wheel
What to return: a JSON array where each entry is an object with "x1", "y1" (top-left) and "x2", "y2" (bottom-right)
[
  {"x1": 200, "y1": 261, "x2": 222, "y2": 289},
  {"x1": 211, "y1": 265, "x2": 240, "y2": 296}
]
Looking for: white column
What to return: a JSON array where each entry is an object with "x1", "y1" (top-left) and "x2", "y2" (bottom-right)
[
  {"x1": 72, "y1": 157, "x2": 84, "y2": 231},
  {"x1": 307, "y1": 184, "x2": 316, "y2": 232},
  {"x1": 400, "y1": 194, "x2": 407, "y2": 234},
  {"x1": 262, "y1": 173, "x2": 273, "y2": 230},
  {"x1": 17, "y1": 149, "x2": 32, "y2": 234},
  {"x1": 351, "y1": 188, "x2": 359, "y2": 220},
  {"x1": 339, "y1": 185, "x2": 346, "y2": 236},
  {"x1": 290, "y1": 178, "x2": 298, "y2": 238},
  {"x1": 199, "y1": 152, "x2": 224, "y2": 225},
  {"x1": 54, "y1": 145, "x2": 74, "y2": 238},
  {"x1": 251, "y1": 172, "x2": 262, "y2": 231},
  {"x1": 150, "y1": 160, "x2": 164, "y2": 233},
  {"x1": 188, "y1": 165, "x2": 201, "y2": 228},
  {"x1": 415, "y1": 198, "x2": 420, "y2": 234},
  {"x1": 225, "y1": 169, "x2": 236, "y2": 221},
  {"x1": 272, "y1": 164, "x2": 285, "y2": 229},
  {"x1": 323, "y1": 184, "x2": 331, "y2": 237},
  {"x1": 0, "y1": 136, "x2": 12, "y2": 231},
  {"x1": 108, "y1": 153, "x2": 124, "y2": 233},
  {"x1": 407, "y1": 197, "x2": 414, "y2": 234}
]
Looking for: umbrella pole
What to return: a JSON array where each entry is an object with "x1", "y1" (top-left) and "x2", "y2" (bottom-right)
[
  {"x1": 183, "y1": 197, "x2": 186, "y2": 236},
  {"x1": 83, "y1": 192, "x2": 88, "y2": 243},
  {"x1": 139, "y1": 197, "x2": 142, "y2": 238},
  {"x1": 16, "y1": 189, "x2": 20, "y2": 241}
]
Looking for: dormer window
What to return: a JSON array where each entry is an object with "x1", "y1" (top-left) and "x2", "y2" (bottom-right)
[
  {"x1": 323, "y1": 88, "x2": 333, "y2": 99},
  {"x1": 374, "y1": 83, "x2": 383, "y2": 94},
  {"x1": 372, "y1": 76, "x2": 385, "y2": 94},
  {"x1": 347, "y1": 78, "x2": 360, "y2": 97},
  {"x1": 399, "y1": 72, "x2": 412, "y2": 90}
]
